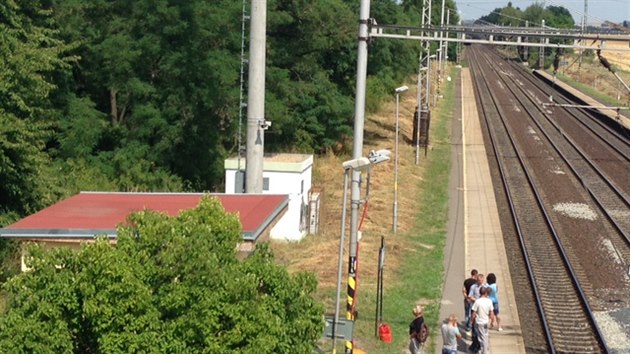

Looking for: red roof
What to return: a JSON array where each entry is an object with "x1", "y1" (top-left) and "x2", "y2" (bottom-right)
[{"x1": 1, "y1": 192, "x2": 288, "y2": 241}]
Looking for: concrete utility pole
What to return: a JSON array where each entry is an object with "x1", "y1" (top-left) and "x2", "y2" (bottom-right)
[
  {"x1": 246, "y1": 0, "x2": 267, "y2": 193},
  {"x1": 346, "y1": 0, "x2": 371, "y2": 352}
]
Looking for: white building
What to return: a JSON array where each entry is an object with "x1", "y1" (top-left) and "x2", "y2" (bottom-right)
[{"x1": 224, "y1": 153, "x2": 314, "y2": 241}]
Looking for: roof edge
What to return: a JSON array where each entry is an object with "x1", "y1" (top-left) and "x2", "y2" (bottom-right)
[
  {"x1": 247, "y1": 197, "x2": 290, "y2": 241},
  {"x1": 0, "y1": 228, "x2": 116, "y2": 239}
]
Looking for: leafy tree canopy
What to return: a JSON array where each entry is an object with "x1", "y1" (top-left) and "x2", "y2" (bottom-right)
[
  {"x1": 478, "y1": 2, "x2": 574, "y2": 29},
  {"x1": 0, "y1": 0, "x2": 75, "y2": 217},
  {"x1": 0, "y1": 197, "x2": 324, "y2": 353}
]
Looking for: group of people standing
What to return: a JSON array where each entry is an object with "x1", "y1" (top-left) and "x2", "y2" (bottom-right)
[
  {"x1": 463, "y1": 269, "x2": 502, "y2": 353},
  {"x1": 408, "y1": 269, "x2": 503, "y2": 354}
]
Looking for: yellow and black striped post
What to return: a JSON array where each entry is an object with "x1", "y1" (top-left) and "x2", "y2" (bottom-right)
[{"x1": 345, "y1": 256, "x2": 357, "y2": 353}]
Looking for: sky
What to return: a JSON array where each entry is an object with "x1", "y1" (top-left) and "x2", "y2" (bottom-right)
[{"x1": 455, "y1": 0, "x2": 629, "y2": 25}]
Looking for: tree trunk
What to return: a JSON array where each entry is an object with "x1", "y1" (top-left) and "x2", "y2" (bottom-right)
[{"x1": 110, "y1": 88, "x2": 118, "y2": 125}]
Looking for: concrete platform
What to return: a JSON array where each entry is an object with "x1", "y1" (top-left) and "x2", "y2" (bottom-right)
[{"x1": 436, "y1": 68, "x2": 526, "y2": 354}]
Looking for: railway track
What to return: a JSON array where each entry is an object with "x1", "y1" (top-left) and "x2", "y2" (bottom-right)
[
  {"x1": 467, "y1": 45, "x2": 622, "y2": 353},
  {"x1": 493, "y1": 55, "x2": 630, "y2": 255}
]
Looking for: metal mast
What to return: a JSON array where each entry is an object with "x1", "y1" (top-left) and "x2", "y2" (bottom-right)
[
  {"x1": 237, "y1": 0, "x2": 249, "y2": 175},
  {"x1": 539, "y1": 19, "x2": 545, "y2": 69},
  {"x1": 246, "y1": 0, "x2": 267, "y2": 193},
  {"x1": 438, "y1": 0, "x2": 446, "y2": 97},
  {"x1": 579, "y1": 0, "x2": 587, "y2": 69},
  {"x1": 445, "y1": 10, "x2": 450, "y2": 68},
  {"x1": 583, "y1": 0, "x2": 588, "y2": 32},
  {"x1": 415, "y1": 0, "x2": 431, "y2": 165}
]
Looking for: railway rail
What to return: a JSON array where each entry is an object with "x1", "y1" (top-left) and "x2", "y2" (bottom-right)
[{"x1": 467, "y1": 44, "x2": 630, "y2": 353}]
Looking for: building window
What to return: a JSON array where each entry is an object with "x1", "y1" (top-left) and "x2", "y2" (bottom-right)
[{"x1": 263, "y1": 177, "x2": 270, "y2": 191}]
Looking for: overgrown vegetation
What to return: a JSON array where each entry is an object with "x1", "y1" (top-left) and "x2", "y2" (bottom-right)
[
  {"x1": 0, "y1": 198, "x2": 323, "y2": 353},
  {"x1": 1, "y1": 1, "x2": 466, "y2": 351},
  {"x1": 0, "y1": 0, "x2": 457, "y2": 290},
  {"x1": 0, "y1": 0, "x2": 433, "y2": 218}
]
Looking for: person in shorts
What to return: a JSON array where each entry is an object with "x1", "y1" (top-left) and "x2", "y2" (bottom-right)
[{"x1": 487, "y1": 273, "x2": 502, "y2": 331}]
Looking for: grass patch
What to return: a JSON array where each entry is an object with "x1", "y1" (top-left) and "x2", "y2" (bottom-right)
[{"x1": 554, "y1": 72, "x2": 626, "y2": 107}]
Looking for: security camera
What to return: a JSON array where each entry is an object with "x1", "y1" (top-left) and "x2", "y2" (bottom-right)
[
  {"x1": 395, "y1": 85, "x2": 409, "y2": 93},
  {"x1": 260, "y1": 120, "x2": 272, "y2": 130},
  {"x1": 368, "y1": 149, "x2": 391, "y2": 165},
  {"x1": 371, "y1": 149, "x2": 391, "y2": 159},
  {"x1": 342, "y1": 157, "x2": 371, "y2": 171}
]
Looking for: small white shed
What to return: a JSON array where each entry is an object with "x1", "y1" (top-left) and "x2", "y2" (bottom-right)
[{"x1": 224, "y1": 153, "x2": 313, "y2": 241}]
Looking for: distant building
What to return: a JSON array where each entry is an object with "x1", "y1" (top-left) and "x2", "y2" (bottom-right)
[{"x1": 224, "y1": 153, "x2": 315, "y2": 241}]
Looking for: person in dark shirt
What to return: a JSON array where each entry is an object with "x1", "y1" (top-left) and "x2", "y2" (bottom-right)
[
  {"x1": 408, "y1": 305, "x2": 427, "y2": 354},
  {"x1": 463, "y1": 269, "x2": 478, "y2": 332}
]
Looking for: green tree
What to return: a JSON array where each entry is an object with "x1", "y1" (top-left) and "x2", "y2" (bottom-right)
[
  {"x1": 522, "y1": 3, "x2": 545, "y2": 26},
  {"x1": 0, "y1": 0, "x2": 74, "y2": 216},
  {"x1": 500, "y1": 4, "x2": 524, "y2": 27},
  {"x1": 50, "y1": 0, "x2": 240, "y2": 191},
  {"x1": 0, "y1": 197, "x2": 324, "y2": 353},
  {"x1": 265, "y1": 0, "x2": 357, "y2": 152},
  {"x1": 545, "y1": 6, "x2": 575, "y2": 29}
]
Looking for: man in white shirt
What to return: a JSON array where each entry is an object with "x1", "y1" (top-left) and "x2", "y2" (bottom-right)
[
  {"x1": 467, "y1": 273, "x2": 487, "y2": 350},
  {"x1": 471, "y1": 286, "x2": 494, "y2": 354}
]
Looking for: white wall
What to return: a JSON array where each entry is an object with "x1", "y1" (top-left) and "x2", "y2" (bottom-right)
[{"x1": 224, "y1": 154, "x2": 313, "y2": 241}]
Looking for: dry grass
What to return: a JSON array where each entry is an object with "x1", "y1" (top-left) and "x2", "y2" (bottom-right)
[
  {"x1": 269, "y1": 65, "x2": 454, "y2": 354},
  {"x1": 561, "y1": 41, "x2": 630, "y2": 103},
  {"x1": 270, "y1": 83, "x2": 425, "y2": 298},
  {"x1": 601, "y1": 40, "x2": 630, "y2": 73}
]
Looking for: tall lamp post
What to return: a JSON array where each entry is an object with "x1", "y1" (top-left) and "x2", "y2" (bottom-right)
[
  {"x1": 333, "y1": 150, "x2": 391, "y2": 353},
  {"x1": 393, "y1": 85, "x2": 408, "y2": 233}
]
